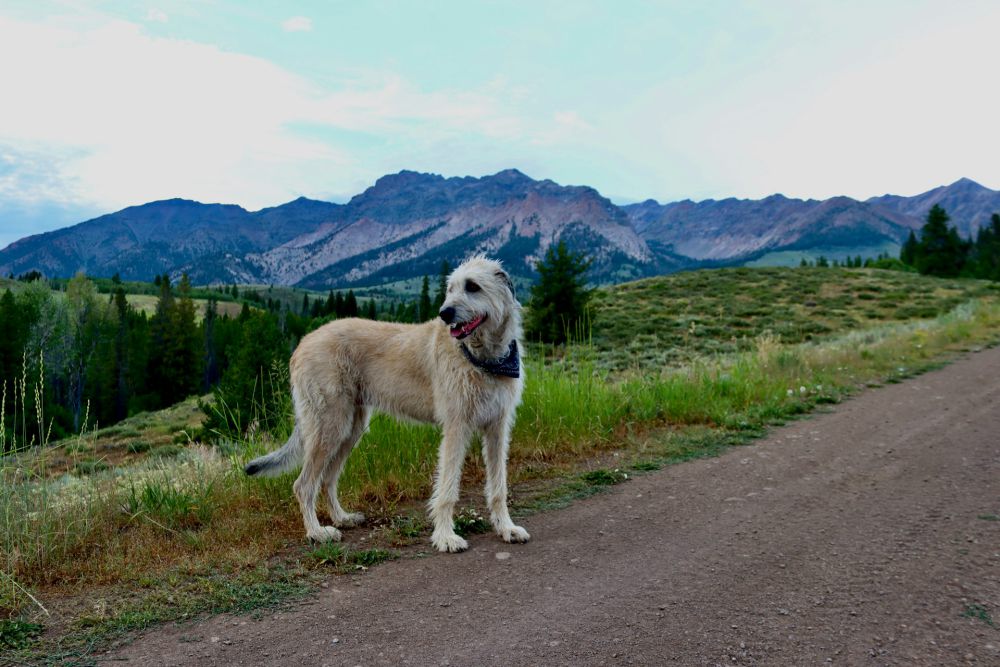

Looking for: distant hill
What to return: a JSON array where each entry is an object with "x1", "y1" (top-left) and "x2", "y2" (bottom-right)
[
  {"x1": 2, "y1": 172, "x2": 998, "y2": 288},
  {"x1": 866, "y1": 178, "x2": 1000, "y2": 239},
  {"x1": 0, "y1": 197, "x2": 340, "y2": 283},
  {"x1": 624, "y1": 193, "x2": 923, "y2": 263},
  {"x1": 251, "y1": 169, "x2": 659, "y2": 288}
]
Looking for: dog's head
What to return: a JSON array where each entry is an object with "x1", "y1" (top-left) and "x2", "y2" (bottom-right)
[{"x1": 438, "y1": 256, "x2": 519, "y2": 346}]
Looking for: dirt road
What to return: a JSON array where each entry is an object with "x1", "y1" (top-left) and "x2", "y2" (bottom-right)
[{"x1": 113, "y1": 347, "x2": 1000, "y2": 666}]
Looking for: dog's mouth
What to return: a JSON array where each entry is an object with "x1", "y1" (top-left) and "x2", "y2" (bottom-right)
[{"x1": 449, "y1": 314, "x2": 487, "y2": 340}]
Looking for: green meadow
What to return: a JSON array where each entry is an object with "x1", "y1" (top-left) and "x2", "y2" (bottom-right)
[{"x1": 3, "y1": 266, "x2": 1000, "y2": 661}]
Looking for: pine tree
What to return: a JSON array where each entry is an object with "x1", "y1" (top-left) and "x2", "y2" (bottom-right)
[
  {"x1": 916, "y1": 205, "x2": 966, "y2": 277},
  {"x1": 904, "y1": 229, "x2": 919, "y2": 266},
  {"x1": 418, "y1": 276, "x2": 432, "y2": 321},
  {"x1": 301, "y1": 293, "x2": 310, "y2": 316},
  {"x1": 433, "y1": 260, "x2": 451, "y2": 312},
  {"x1": 204, "y1": 310, "x2": 288, "y2": 436},
  {"x1": 526, "y1": 241, "x2": 592, "y2": 344},
  {"x1": 203, "y1": 297, "x2": 220, "y2": 390},
  {"x1": 972, "y1": 213, "x2": 1000, "y2": 280},
  {"x1": 345, "y1": 290, "x2": 358, "y2": 317},
  {"x1": 112, "y1": 287, "x2": 130, "y2": 421},
  {"x1": 333, "y1": 292, "x2": 344, "y2": 317},
  {"x1": 163, "y1": 273, "x2": 202, "y2": 405}
]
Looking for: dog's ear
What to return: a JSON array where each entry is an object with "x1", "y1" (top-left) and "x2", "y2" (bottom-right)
[{"x1": 495, "y1": 269, "x2": 515, "y2": 298}]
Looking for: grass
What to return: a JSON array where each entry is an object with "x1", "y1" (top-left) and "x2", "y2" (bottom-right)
[
  {"x1": 590, "y1": 267, "x2": 1000, "y2": 371},
  {"x1": 2, "y1": 267, "x2": 1000, "y2": 662},
  {"x1": 306, "y1": 544, "x2": 399, "y2": 573},
  {"x1": 0, "y1": 618, "x2": 43, "y2": 650}
]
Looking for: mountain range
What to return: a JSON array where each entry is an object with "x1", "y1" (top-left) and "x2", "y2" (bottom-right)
[{"x1": 2, "y1": 170, "x2": 998, "y2": 287}]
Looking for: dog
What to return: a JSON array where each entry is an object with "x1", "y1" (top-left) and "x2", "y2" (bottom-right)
[{"x1": 245, "y1": 256, "x2": 529, "y2": 553}]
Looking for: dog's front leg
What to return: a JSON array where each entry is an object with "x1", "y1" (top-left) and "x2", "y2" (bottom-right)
[
  {"x1": 429, "y1": 422, "x2": 471, "y2": 553},
  {"x1": 482, "y1": 419, "x2": 530, "y2": 544}
]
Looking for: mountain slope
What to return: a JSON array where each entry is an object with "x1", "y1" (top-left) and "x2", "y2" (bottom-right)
[
  {"x1": 0, "y1": 198, "x2": 341, "y2": 282},
  {"x1": 251, "y1": 169, "x2": 657, "y2": 287},
  {"x1": 623, "y1": 194, "x2": 919, "y2": 261},
  {"x1": 3, "y1": 172, "x2": 999, "y2": 288},
  {"x1": 867, "y1": 178, "x2": 1000, "y2": 238}
]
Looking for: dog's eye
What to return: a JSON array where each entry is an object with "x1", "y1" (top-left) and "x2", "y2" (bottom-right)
[{"x1": 465, "y1": 280, "x2": 481, "y2": 293}]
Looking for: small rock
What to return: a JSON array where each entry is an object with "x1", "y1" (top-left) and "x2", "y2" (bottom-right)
[
  {"x1": 210, "y1": 637, "x2": 220, "y2": 643},
  {"x1": 495, "y1": 552, "x2": 511, "y2": 561},
  {"x1": 331, "y1": 638, "x2": 340, "y2": 644}
]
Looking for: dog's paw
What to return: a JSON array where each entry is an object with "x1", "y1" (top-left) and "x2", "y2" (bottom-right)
[
  {"x1": 334, "y1": 511, "x2": 366, "y2": 528},
  {"x1": 431, "y1": 532, "x2": 469, "y2": 553},
  {"x1": 501, "y1": 524, "x2": 530, "y2": 544},
  {"x1": 307, "y1": 526, "x2": 343, "y2": 543}
]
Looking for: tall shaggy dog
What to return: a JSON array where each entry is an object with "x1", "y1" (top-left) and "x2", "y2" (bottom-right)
[{"x1": 245, "y1": 256, "x2": 529, "y2": 553}]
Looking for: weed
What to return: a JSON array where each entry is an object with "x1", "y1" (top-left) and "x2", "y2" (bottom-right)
[
  {"x1": 387, "y1": 514, "x2": 427, "y2": 546},
  {"x1": 306, "y1": 544, "x2": 397, "y2": 572},
  {"x1": 453, "y1": 507, "x2": 491, "y2": 537},
  {"x1": 126, "y1": 440, "x2": 152, "y2": 454},
  {"x1": 0, "y1": 618, "x2": 43, "y2": 649},
  {"x1": 348, "y1": 548, "x2": 397, "y2": 569},
  {"x1": 122, "y1": 476, "x2": 214, "y2": 531},
  {"x1": 962, "y1": 603, "x2": 995, "y2": 627},
  {"x1": 307, "y1": 542, "x2": 345, "y2": 566},
  {"x1": 149, "y1": 444, "x2": 185, "y2": 459},
  {"x1": 73, "y1": 459, "x2": 109, "y2": 476},
  {"x1": 581, "y1": 468, "x2": 629, "y2": 486},
  {"x1": 63, "y1": 441, "x2": 92, "y2": 455},
  {"x1": 977, "y1": 514, "x2": 999, "y2": 522}
]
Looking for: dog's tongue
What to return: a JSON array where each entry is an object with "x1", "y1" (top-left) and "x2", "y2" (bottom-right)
[{"x1": 450, "y1": 315, "x2": 484, "y2": 338}]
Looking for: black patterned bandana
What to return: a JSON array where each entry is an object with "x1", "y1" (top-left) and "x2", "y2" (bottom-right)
[{"x1": 460, "y1": 340, "x2": 520, "y2": 378}]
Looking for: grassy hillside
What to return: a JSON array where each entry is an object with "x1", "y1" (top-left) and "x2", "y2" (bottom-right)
[
  {"x1": 4, "y1": 267, "x2": 1000, "y2": 661},
  {"x1": 590, "y1": 267, "x2": 1000, "y2": 370}
]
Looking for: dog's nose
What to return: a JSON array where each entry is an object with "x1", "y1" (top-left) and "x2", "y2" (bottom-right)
[{"x1": 439, "y1": 306, "x2": 456, "y2": 324}]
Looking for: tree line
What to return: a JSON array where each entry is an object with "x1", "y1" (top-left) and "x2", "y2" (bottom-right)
[
  {"x1": 899, "y1": 205, "x2": 1000, "y2": 280},
  {"x1": 2, "y1": 245, "x2": 599, "y2": 450},
  {"x1": 0, "y1": 264, "x2": 453, "y2": 452}
]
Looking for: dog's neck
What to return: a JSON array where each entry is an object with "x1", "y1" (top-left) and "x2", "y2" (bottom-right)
[{"x1": 463, "y1": 313, "x2": 519, "y2": 361}]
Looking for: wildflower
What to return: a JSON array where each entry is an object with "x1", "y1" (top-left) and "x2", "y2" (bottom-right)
[
  {"x1": 787, "y1": 389, "x2": 794, "y2": 397},
  {"x1": 799, "y1": 386, "x2": 807, "y2": 394}
]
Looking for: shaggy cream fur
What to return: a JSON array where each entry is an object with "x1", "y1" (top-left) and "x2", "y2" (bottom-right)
[{"x1": 245, "y1": 256, "x2": 529, "y2": 553}]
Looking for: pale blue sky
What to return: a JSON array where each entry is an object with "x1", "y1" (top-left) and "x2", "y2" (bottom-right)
[{"x1": 2, "y1": 1, "x2": 999, "y2": 247}]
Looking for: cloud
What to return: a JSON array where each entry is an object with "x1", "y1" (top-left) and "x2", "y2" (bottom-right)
[
  {"x1": 281, "y1": 16, "x2": 312, "y2": 32},
  {"x1": 145, "y1": 8, "x2": 168, "y2": 23},
  {"x1": 0, "y1": 14, "x2": 538, "y2": 217}
]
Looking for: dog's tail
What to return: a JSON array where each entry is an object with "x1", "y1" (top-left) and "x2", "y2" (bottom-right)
[{"x1": 244, "y1": 424, "x2": 303, "y2": 477}]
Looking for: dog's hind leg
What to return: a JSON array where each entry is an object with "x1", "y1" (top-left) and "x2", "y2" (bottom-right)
[
  {"x1": 293, "y1": 394, "x2": 354, "y2": 543},
  {"x1": 322, "y1": 405, "x2": 370, "y2": 528},
  {"x1": 428, "y1": 422, "x2": 472, "y2": 553},
  {"x1": 482, "y1": 418, "x2": 530, "y2": 544}
]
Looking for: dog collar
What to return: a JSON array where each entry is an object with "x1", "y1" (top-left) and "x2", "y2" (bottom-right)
[{"x1": 460, "y1": 340, "x2": 520, "y2": 379}]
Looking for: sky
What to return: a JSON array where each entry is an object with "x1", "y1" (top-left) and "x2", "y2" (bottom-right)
[{"x1": 2, "y1": 0, "x2": 1000, "y2": 248}]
